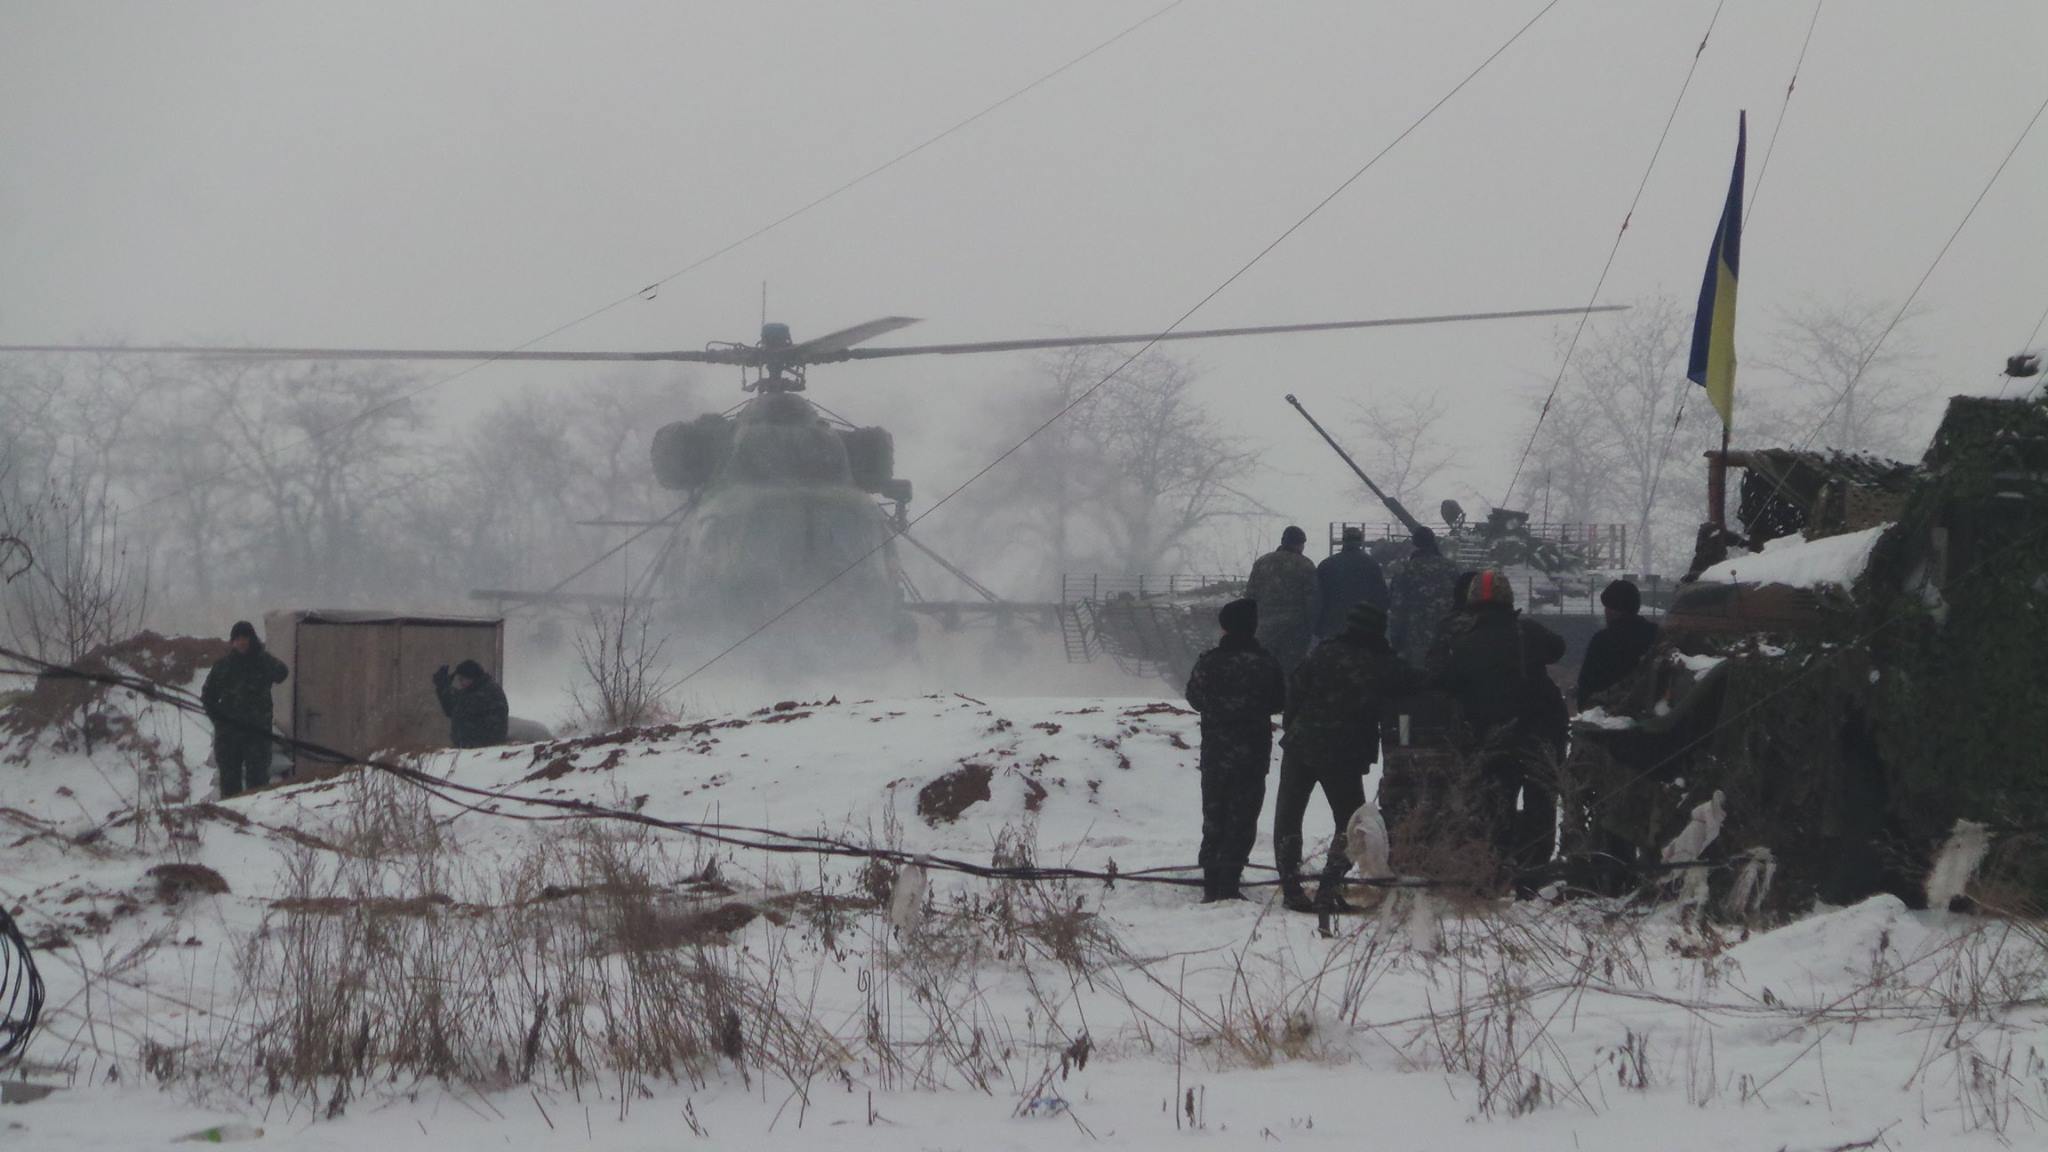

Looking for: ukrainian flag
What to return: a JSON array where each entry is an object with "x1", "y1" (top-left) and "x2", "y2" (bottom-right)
[{"x1": 1688, "y1": 111, "x2": 1745, "y2": 429}]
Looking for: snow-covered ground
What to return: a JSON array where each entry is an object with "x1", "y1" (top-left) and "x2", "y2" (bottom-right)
[{"x1": 4, "y1": 680, "x2": 2045, "y2": 1150}]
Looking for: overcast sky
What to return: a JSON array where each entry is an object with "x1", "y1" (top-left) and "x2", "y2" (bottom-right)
[{"x1": 5, "y1": 1, "x2": 2047, "y2": 560}]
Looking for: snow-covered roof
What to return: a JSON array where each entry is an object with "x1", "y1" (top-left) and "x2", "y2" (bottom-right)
[{"x1": 1697, "y1": 523, "x2": 1890, "y2": 589}]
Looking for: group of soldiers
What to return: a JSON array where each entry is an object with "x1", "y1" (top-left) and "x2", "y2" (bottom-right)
[
  {"x1": 200, "y1": 620, "x2": 511, "y2": 798},
  {"x1": 1185, "y1": 524, "x2": 1658, "y2": 910}
]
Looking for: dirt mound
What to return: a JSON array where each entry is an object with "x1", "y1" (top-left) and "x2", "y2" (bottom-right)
[
  {"x1": 917, "y1": 763, "x2": 994, "y2": 824},
  {"x1": 146, "y1": 863, "x2": 231, "y2": 903},
  {"x1": 4, "y1": 631, "x2": 224, "y2": 735}
]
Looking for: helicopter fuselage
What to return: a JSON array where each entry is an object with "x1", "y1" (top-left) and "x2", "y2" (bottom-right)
[{"x1": 662, "y1": 392, "x2": 909, "y2": 658}]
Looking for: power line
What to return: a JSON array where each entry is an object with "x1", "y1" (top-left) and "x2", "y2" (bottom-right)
[
  {"x1": 674, "y1": 0, "x2": 1571, "y2": 686},
  {"x1": 1742, "y1": 0, "x2": 1824, "y2": 231},
  {"x1": 113, "y1": 0, "x2": 1192, "y2": 519},
  {"x1": 1650, "y1": 0, "x2": 1824, "y2": 485},
  {"x1": 1791, "y1": 81, "x2": 2048, "y2": 455},
  {"x1": 1500, "y1": 0, "x2": 1728, "y2": 508}
]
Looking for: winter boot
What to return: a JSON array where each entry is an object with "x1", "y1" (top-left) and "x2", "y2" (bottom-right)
[
  {"x1": 1199, "y1": 868, "x2": 1226, "y2": 903},
  {"x1": 1214, "y1": 866, "x2": 1248, "y2": 902},
  {"x1": 1312, "y1": 882, "x2": 1357, "y2": 914},
  {"x1": 1280, "y1": 879, "x2": 1315, "y2": 913}
]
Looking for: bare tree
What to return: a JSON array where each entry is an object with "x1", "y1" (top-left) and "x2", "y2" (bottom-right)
[
  {"x1": 1761, "y1": 297, "x2": 1930, "y2": 458},
  {"x1": 1518, "y1": 295, "x2": 1714, "y2": 573},
  {"x1": 407, "y1": 371, "x2": 686, "y2": 601},
  {"x1": 1518, "y1": 384, "x2": 1617, "y2": 527},
  {"x1": 122, "y1": 359, "x2": 250, "y2": 620},
  {"x1": 952, "y1": 347, "x2": 1254, "y2": 589},
  {"x1": 571, "y1": 600, "x2": 677, "y2": 730},
  {"x1": 975, "y1": 346, "x2": 1117, "y2": 581},
  {"x1": 0, "y1": 475, "x2": 31, "y2": 588},
  {"x1": 1076, "y1": 350, "x2": 1258, "y2": 573},
  {"x1": 1, "y1": 478, "x2": 151, "y2": 664},
  {"x1": 205, "y1": 361, "x2": 426, "y2": 605},
  {"x1": 1349, "y1": 390, "x2": 1456, "y2": 510}
]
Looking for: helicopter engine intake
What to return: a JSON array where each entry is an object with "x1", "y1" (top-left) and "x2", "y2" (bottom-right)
[
  {"x1": 839, "y1": 426, "x2": 896, "y2": 494},
  {"x1": 650, "y1": 414, "x2": 735, "y2": 490}
]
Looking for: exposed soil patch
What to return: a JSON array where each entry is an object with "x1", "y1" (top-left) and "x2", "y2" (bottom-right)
[
  {"x1": 1121, "y1": 702, "x2": 1194, "y2": 718},
  {"x1": 146, "y1": 863, "x2": 230, "y2": 903},
  {"x1": 750, "y1": 697, "x2": 838, "y2": 717},
  {"x1": 192, "y1": 802, "x2": 252, "y2": 828},
  {"x1": 522, "y1": 746, "x2": 627, "y2": 783},
  {"x1": 1019, "y1": 774, "x2": 1050, "y2": 813},
  {"x1": 613, "y1": 901, "x2": 764, "y2": 952},
  {"x1": 918, "y1": 762, "x2": 994, "y2": 824}
]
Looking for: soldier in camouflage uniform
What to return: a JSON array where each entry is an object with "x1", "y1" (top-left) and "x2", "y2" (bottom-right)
[
  {"x1": 1273, "y1": 601, "x2": 1424, "y2": 912},
  {"x1": 1378, "y1": 528, "x2": 1466, "y2": 861},
  {"x1": 1246, "y1": 525, "x2": 1319, "y2": 675},
  {"x1": 1184, "y1": 598, "x2": 1288, "y2": 902},
  {"x1": 1385, "y1": 526, "x2": 1460, "y2": 666}
]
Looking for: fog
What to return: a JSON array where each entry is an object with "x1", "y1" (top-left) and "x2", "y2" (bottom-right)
[{"x1": 5, "y1": 1, "x2": 2048, "y2": 703}]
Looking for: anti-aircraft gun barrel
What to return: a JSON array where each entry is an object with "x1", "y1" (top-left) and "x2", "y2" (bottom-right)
[{"x1": 1284, "y1": 393, "x2": 1427, "y2": 539}]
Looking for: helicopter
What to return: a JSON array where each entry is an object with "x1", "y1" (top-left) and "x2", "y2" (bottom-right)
[{"x1": 1, "y1": 303, "x2": 1623, "y2": 669}]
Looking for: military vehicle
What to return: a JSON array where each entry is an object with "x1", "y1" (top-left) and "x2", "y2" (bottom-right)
[
  {"x1": 1565, "y1": 386, "x2": 2048, "y2": 915},
  {"x1": 6, "y1": 306, "x2": 1618, "y2": 669}
]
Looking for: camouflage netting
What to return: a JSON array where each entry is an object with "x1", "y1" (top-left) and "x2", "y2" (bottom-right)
[
  {"x1": 1568, "y1": 625, "x2": 1893, "y2": 914},
  {"x1": 1572, "y1": 394, "x2": 2048, "y2": 914},
  {"x1": 1861, "y1": 395, "x2": 2048, "y2": 901}
]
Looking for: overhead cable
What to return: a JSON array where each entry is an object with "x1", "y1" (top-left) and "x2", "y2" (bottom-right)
[
  {"x1": 1500, "y1": 0, "x2": 1728, "y2": 507},
  {"x1": 1789, "y1": 81, "x2": 2048, "y2": 455},
  {"x1": 674, "y1": 0, "x2": 1571, "y2": 686},
  {"x1": 114, "y1": 1, "x2": 1193, "y2": 519}
]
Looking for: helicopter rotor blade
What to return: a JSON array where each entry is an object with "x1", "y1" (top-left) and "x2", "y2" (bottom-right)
[
  {"x1": 0, "y1": 343, "x2": 756, "y2": 364},
  {"x1": 824, "y1": 305, "x2": 1629, "y2": 362},
  {"x1": 788, "y1": 316, "x2": 922, "y2": 359}
]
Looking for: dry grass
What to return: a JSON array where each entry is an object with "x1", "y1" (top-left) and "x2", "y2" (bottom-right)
[{"x1": 22, "y1": 771, "x2": 2048, "y2": 1137}]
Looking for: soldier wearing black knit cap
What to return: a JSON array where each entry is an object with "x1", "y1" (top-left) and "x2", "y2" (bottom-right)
[
  {"x1": 1184, "y1": 598, "x2": 1287, "y2": 902},
  {"x1": 433, "y1": 658, "x2": 510, "y2": 748},
  {"x1": 200, "y1": 620, "x2": 288, "y2": 798},
  {"x1": 1274, "y1": 601, "x2": 1424, "y2": 912}
]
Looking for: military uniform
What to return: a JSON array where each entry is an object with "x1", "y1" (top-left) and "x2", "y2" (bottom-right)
[
  {"x1": 1246, "y1": 548, "x2": 1318, "y2": 674},
  {"x1": 1428, "y1": 602, "x2": 1567, "y2": 881},
  {"x1": 435, "y1": 661, "x2": 511, "y2": 748},
  {"x1": 201, "y1": 629, "x2": 289, "y2": 798},
  {"x1": 1386, "y1": 551, "x2": 1461, "y2": 667},
  {"x1": 1379, "y1": 552, "x2": 1463, "y2": 862},
  {"x1": 1185, "y1": 630, "x2": 1287, "y2": 900},
  {"x1": 1274, "y1": 605, "x2": 1423, "y2": 909}
]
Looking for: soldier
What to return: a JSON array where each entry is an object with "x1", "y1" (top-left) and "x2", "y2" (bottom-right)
[
  {"x1": 1577, "y1": 579, "x2": 1660, "y2": 708},
  {"x1": 433, "y1": 659, "x2": 510, "y2": 748},
  {"x1": 1386, "y1": 526, "x2": 1460, "y2": 666},
  {"x1": 1246, "y1": 525, "x2": 1318, "y2": 674},
  {"x1": 1184, "y1": 598, "x2": 1287, "y2": 902},
  {"x1": 1379, "y1": 533, "x2": 1465, "y2": 858},
  {"x1": 1428, "y1": 570, "x2": 1566, "y2": 883},
  {"x1": 200, "y1": 620, "x2": 289, "y2": 798},
  {"x1": 1274, "y1": 601, "x2": 1423, "y2": 912},
  {"x1": 1314, "y1": 526, "x2": 1388, "y2": 641}
]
